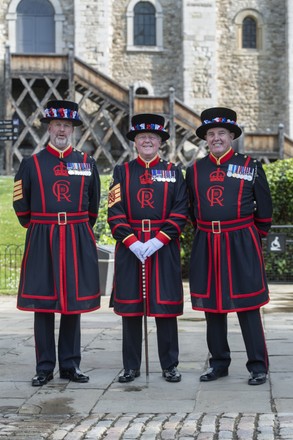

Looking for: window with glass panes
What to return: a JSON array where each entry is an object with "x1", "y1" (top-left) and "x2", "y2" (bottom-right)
[
  {"x1": 134, "y1": 2, "x2": 156, "y2": 46},
  {"x1": 242, "y1": 16, "x2": 257, "y2": 49}
]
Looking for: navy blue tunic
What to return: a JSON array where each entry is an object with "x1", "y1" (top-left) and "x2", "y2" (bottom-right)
[
  {"x1": 13, "y1": 144, "x2": 101, "y2": 314},
  {"x1": 107, "y1": 155, "x2": 188, "y2": 317},
  {"x1": 186, "y1": 149, "x2": 273, "y2": 313}
]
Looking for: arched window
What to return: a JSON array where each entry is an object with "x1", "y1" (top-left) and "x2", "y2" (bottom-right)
[
  {"x1": 16, "y1": 0, "x2": 55, "y2": 53},
  {"x1": 242, "y1": 16, "x2": 257, "y2": 49},
  {"x1": 234, "y1": 9, "x2": 264, "y2": 52},
  {"x1": 134, "y1": 2, "x2": 156, "y2": 46},
  {"x1": 127, "y1": 0, "x2": 163, "y2": 51},
  {"x1": 135, "y1": 87, "x2": 149, "y2": 95}
]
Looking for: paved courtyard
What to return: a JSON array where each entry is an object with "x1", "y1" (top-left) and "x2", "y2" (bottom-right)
[{"x1": 0, "y1": 283, "x2": 293, "y2": 439}]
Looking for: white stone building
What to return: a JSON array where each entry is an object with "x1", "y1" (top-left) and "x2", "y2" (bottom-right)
[{"x1": 0, "y1": 0, "x2": 292, "y2": 171}]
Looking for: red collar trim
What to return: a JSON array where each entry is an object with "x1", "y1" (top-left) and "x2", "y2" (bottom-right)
[
  {"x1": 209, "y1": 147, "x2": 234, "y2": 165},
  {"x1": 46, "y1": 143, "x2": 73, "y2": 158},
  {"x1": 136, "y1": 154, "x2": 160, "y2": 168}
]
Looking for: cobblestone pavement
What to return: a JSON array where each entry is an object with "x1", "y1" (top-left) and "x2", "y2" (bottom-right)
[
  {"x1": 0, "y1": 284, "x2": 293, "y2": 439},
  {"x1": 1, "y1": 412, "x2": 293, "y2": 439}
]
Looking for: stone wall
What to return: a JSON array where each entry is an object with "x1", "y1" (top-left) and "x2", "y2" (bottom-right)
[
  {"x1": 75, "y1": 0, "x2": 113, "y2": 75},
  {"x1": 216, "y1": 0, "x2": 287, "y2": 132},
  {"x1": 182, "y1": 0, "x2": 217, "y2": 111},
  {"x1": 110, "y1": 0, "x2": 184, "y2": 98}
]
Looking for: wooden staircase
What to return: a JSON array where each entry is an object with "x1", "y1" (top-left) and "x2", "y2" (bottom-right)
[{"x1": 3, "y1": 49, "x2": 292, "y2": 174}]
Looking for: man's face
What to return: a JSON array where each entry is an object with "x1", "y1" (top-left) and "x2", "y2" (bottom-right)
[
  {"x1": 205, "y1": 127, "x2": 235, "y2": 158},
  {"x1": 48, "y1": 120, "x2": 74, "y2": 150},
  {"x1": 134, "y1": 132, "x2": 162, "y2": 161}
]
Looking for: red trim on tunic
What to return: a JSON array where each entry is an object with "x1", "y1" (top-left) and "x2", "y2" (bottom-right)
[
  {"x1": 209, "y1": 148, "x2": 234, "y2": 165},
  {"x1": 33, "y1": 155, "x2": 46, "y2": 212},
  {"x1": 237, "y1": 156, "x2": 251, "y2": 218},
  {"x1": 78, "y1": 153, "x2": 87, "y2": 212},
  {"x1": 192, "y1": 300, "x2": 269, "y2": 314},
  {"x1": 197, "y1": 216, "x2": 254, "y2": 232},
  {"x1": 170, "y1": 213, "x2": 188, "y2": 219},
  {"x1": 193, "y1": 162, "x2": 201, "y2": 219},
  {"x1": 255, "y1": 217, "x2": 272, "y2": 222},
  {"x1": 30, "y1": 211, "x2": 89, "y2": 224},
  {"x1": 215, "y1": 235, "x2": 223, "y2": 311},
  {"x1": 249, "y1": 226, "x2": 267, "y2": 291},
  {"x1": 164, "y1": 219, "x2": 181, "y2": 234},
  {"x1": 46, "y1": 144, "x2": 73, "y2": 158},
  {"x1": 123, "y1": 235, "x2": 138, "y2": 247},
  {"x1": 108, "y1": 214, "x2": 127, "y2": 221},
  {"x1": 70, "y1": 224, "x2": 79, "y2": 299},
  {"x1": 17, "y1": 305, "x2": 101, "y2": 314},
  {"x1": 207, "y1": 233, "x2": 212, "y2": 296},
  {"x1": 59, "y1": 225, "x2": 66, "y2": 312},
  {"x1": 162, "y1": 162, "x2": 173, "y2": 219},
  {"x1": 155, "y1": 231, "x2": 170, "y2": 245},
  {"x1": 146, "y1": 257, "x2": 150, "y2": 315},
  {"x1": 20, "y1": 225, "x2": 33, "y2": 296},
  {"x1": 50, "y1": 225, "x2": 58, "y2": 298},
  {"x1": 114, "y1": 311, "x2": 183, "y2": 317},
  {"x1": 15, "y1": 210, "x2": 31, "y2": 216},
  {"x1": 125, "y1": 162, "x2": 131, "y2": 218},
  {"x1": 112, "y1": 222, "x2": 131, "y2": 236},
  {"x1": 136, "y1": 155, "x2": 160, "y2": 168}
]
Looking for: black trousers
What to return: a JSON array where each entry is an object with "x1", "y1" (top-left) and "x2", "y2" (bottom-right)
[
  {"x1": 122, "y1": 316, "x2": 179, "y2": 370},
  {"x1": 34, "y1": 312, "x2": 81, "y2": 373},
  {"x1": 205, "y1": 308, "x2": 269, "y2": 374}
]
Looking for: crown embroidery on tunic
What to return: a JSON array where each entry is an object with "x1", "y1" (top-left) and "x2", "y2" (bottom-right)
[
  {"x1": 53, "y1": 162, "x2": 69, "y2": 176},
  {"x1": 209, "y1": 168, "x2": 226, "y2": 182},
  {"x1": 140, "y1": 170, "x2": 154, "y2": 185}
]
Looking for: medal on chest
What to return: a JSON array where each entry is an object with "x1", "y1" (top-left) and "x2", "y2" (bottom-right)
[
  {"x1": 151, "y1": 169, "x2": 176, "y2": 182},
  {"x1": 67, "y1": 163, "x2": 92, "y2": 176},
  {"x1": 227, "y1": 164, "x2": 254, "y2": 181}
]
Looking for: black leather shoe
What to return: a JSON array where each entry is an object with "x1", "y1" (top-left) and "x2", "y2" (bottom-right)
[
  {"x1": 59, "y1": 368, "x2": 89, "y2": 383},
  {"x1": 118, "y1": 369, "x2": 140, "y2": 383},
  {"x1": 200, "y1": 367, "x2": 229, "y2": 382},
  {"x1": 248, "y1": 372, "x2": 267, "y2": 385},
  {"x1": 32, "y1": 370, "x2": 54, "y2": 387},
  {"x1": 162, "y1": 366, "x2": 181, "y2": 383}
]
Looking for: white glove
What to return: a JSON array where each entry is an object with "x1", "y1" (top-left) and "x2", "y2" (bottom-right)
[
  {"x1": 142, "y1": 238, "x2": 164, "y2": 259},
  {"x1": 129, "y1": 241, "x2": 146, "y2": 263}
]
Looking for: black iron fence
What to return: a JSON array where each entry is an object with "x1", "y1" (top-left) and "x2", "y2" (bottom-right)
[
  {"x1": 0, "y1": 244, "x2": 23, "y2": 293},
  {"x1": 262, "y1": 225, "x2": 293, "y2": 283},
  {"x1": 0, "y1": 226, "x2": 292, "y2": 292}
]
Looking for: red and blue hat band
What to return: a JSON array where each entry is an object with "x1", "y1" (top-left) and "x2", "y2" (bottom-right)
[
  {"x1": 203, "y1": 117, "x2": 238, "y2": 126},
  {"x1": 130, "y1": 122, "x2": 167, "y2": 134},
  {"x1": 44, "y1": 107, "x2": 81, "y2": 123}
]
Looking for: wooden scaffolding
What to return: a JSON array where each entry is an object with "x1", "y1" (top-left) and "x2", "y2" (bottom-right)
[{"x1": 3, "y1": 47, "x2": 292, "y2": 174}]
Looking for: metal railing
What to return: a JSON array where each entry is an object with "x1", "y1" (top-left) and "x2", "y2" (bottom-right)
[
  {"x1": 0, "y1": 244, "x2": 23, "y2": 293},
  {"x1": 262, "y1": 225, "x2": 293, "y2": 283}
]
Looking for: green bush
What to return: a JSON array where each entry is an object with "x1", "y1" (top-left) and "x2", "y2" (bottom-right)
[
  {"x1": 263, "y1": 158, "x2": 293, "y2": 224},
  {"x1": 262, "y1": 159, "x2": 293, "y2": 281},
  {"x1": 94, "y1": 175, "x2": 116, "y2": 245}
]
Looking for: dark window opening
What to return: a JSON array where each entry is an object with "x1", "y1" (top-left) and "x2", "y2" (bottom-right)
[
  {"x1": 134, "y1": 2, "x2": 156, "y2": 46},
  {"x1": 242, "y1": 16, "x2": 257, "y2": 49},
  {"x1": 135, "y1": 87, "x2": 149, "y2": 95}
]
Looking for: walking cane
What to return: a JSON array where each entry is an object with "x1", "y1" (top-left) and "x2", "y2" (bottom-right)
[{"x1": 142, "y1": 262, "x2": 149, "y2": 383}]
